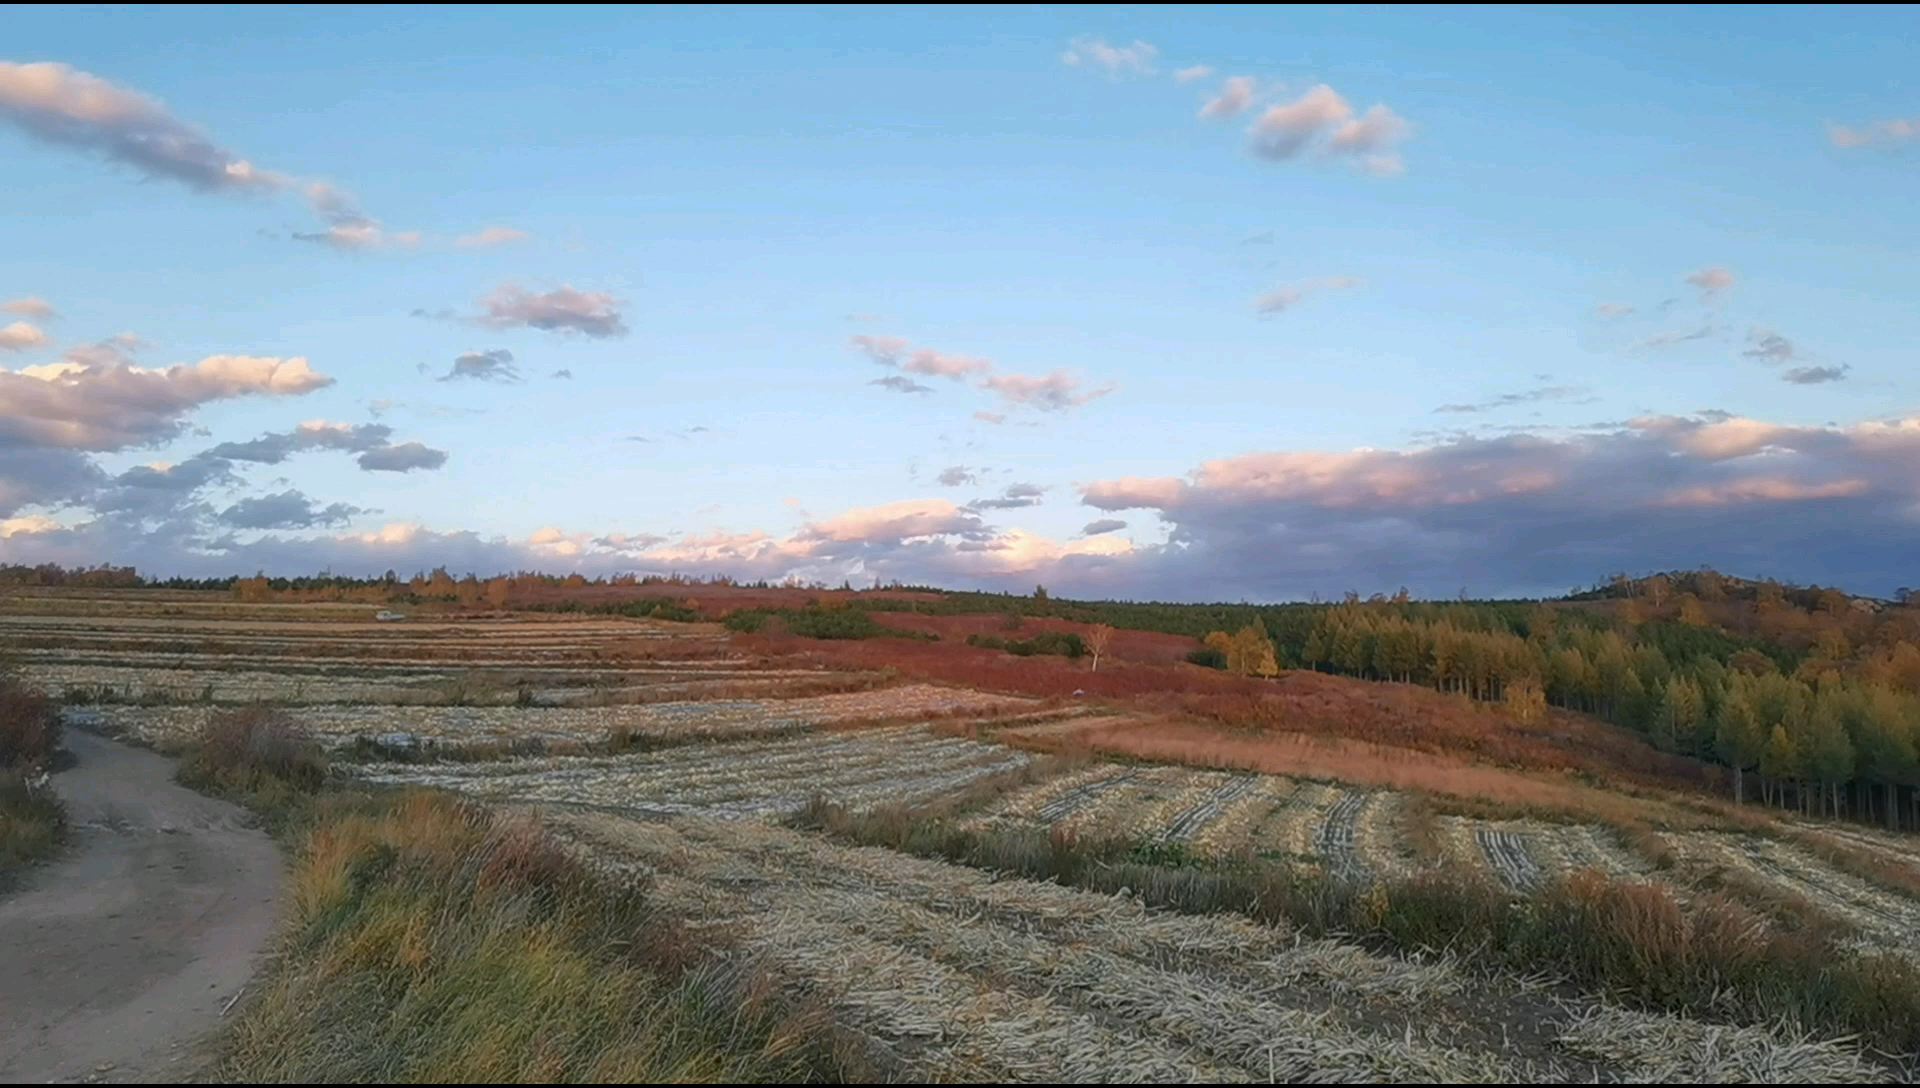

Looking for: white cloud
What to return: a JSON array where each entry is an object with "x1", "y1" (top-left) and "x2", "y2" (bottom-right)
[
  {"x1": 1174, "y1": 65, "x2": 1215, "y2": 84},
  {"x1": 1060, "y1": 37, "x2": 1158, "y2": 78}
]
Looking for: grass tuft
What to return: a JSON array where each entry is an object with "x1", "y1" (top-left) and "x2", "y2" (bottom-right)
[
  {"x1": 221, "y1": 790, "x2": 858, "y2": 1083},
  {"x1": 177, "y1": 706, "x2": 329, "y2": 822},
  {"x1": 0, "y1": 670, "x2": 65, "y2": 885}
]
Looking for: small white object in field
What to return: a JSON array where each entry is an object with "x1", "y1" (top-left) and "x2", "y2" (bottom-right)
[
  {"x1": 374, "y1": 610, "x2": 407, "y2": 622},
  {"x1": 1073, "y1": 688, "x2": 1086, "y2": 697}
]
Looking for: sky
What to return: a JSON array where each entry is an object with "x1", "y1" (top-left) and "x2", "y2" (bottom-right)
[{"x1": 3, "y1": 5, "x2": 1918, "y2": 600}]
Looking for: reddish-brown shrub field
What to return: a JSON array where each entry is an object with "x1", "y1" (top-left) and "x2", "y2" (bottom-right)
[{"x1": 742, "y1": 629, "x2": 1720, "y2": 799}]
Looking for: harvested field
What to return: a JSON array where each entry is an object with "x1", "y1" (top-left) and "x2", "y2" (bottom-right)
[
  {"x1": 538, "y1": 810, "x2": 1885, "y2": 1083},
  {"x1": 964, "y1": 764, "x2": 1402, "y2": 874},
  {"x1": 86, "y1": 683, "x2": 1037, "y2": 753},
  {"x1": 354, "y1": 725, "x2": 1032, "y2": 820},
  {"x1": 1432, "y1": 818, "x2": 1657, "y2": 892},
  {"x1": 1665, "y1": 832, "x2": 1920, "y2": 958},
  {"x1": 28, "y1": 660, "x2": 881, "y2": 707}
]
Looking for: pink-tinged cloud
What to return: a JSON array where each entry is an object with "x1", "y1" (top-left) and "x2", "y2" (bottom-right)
[
  {"x1": 1685, "y1": 266, "x2": 1735, "y2": 296},
  {"x1": 1174, "y1": 65, "x2": 1215, "y2": 84},
  {"x1": 0, "y1": 61, "x2": 286, "y2": 194},
  {"x1": 1199, "y1": 76, "x2": 1257, "y2": 120},
  {"x1": 0, "y1": 322, "x2": 49, "y2": 352},
  {"x1": 801, "y1": 499, "x2": 983, "y2": 544},
  {"x1": 0, "y1": 64, "x2": 423, "y2": 253},
  {"x1": 1254, "y1": 276, "x2": 1361, "y2": 315},
  {"x1": 477, "y1": 284, "x2": 627, "y2": 338},
  {"x1": 981, "y1": 369, "x2": 1113, "y2": 412},
  {"x1": 1658, "y1": 478, "x2": 1871, "y2": 507},
  {"x1": 1328, "y1": 105, "x2": 1412, "y2": 175},
  {"x1": 1248, "y1": 84, "x2": 1410, "y2": 174},
  {"x1": 1829, "y1": 117, "x2": 1919, "y2": 149},
  {"x1": 455, "y1": 226, "x2": 531, "y2": 248},
  {"x1": 1082, "y1": 476, "x2": 1188, "y2": 510},
  {"x1": 851, "y1": 335, "x2": 990, "y2": 380},
  {"x1": 12, "y1": 412, "x2": 1920, "y2": 599},
  {"x1": 1064, "y1": 412, "x2": 1920, "y2": 599},
  {"x1": 0, "y1": 353, "x2": 330, "y2": 450},
  {"x1": 1, "y1": 298, "x2": 55, "y2": 321}
]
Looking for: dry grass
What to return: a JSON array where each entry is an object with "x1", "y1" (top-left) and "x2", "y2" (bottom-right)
[
  {"x1": 1789, "y1": 827, "x2": 1920, "y2": 902},
  {"x1": 177, "y1": 707, "x2": 329, "y2": 819},
  {"x1": 0, "y1": 671, "x2": 64, "y2": 884},
  {"x1": 0, "y1": 774, "x2": 65, "y2": 887},
  {"x1": 218, "y1": 790, "x2": 859, "y2": 1082},
  {"x1": 0, "y1": 670, "x2": 58, "y2": 769}
]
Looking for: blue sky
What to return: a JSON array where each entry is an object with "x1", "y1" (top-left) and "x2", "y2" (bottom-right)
[{"x1": 3, "y1": 6, "x2": 1918, "y2": 598}]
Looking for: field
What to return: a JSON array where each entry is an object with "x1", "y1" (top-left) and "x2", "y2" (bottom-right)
[{"x1": 12, "y1": 586, "x2": 1920, "y2": 1082}]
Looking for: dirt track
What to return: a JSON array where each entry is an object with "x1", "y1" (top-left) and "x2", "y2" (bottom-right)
[{"x1": 0, "y1": 730, "x2": 283, "y2": 1083}]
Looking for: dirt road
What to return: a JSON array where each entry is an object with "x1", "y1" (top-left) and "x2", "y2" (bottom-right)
[{"x1": 0, "y1": 730, "x2": 283, "y2": 1083}]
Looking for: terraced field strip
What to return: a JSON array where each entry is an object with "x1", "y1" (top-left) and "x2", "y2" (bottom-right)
[
  {"x1": 1190, "y1": 775, "x2": 1294, "y2": 859},
  {"x1": 90, "y1": 682, "x2": 1035, "y2": 751},
  {"x1": 1351, "y1": 792, "x2": 1413, "y2": 877},
  {"x1": 1433, "y1": 818, "x2": 1647, "y2": 892},
  {"x1": 1048, "y1": 766, "x2": 1213, "y2": 841},
  {"x1": 12, "y1": 647, "x2": 799, "y2": 674},
  {"x1": 1116, "y1": 771, "x2": 1237, "y2": 843},
  {"x1": 31, "y1": 662, "x2": 872, "y2": 708},
  {"x1": 1155, "y1": 773, "x2": 1261, "y2": 843},
  {"x1": 1475, "y1": 827, "x2": 1544, "y2": 892},
  {"x1": 1256, "y1": 781, "x2": 1344, "y2": 861},
  {"x1": 356, "y1": 725, "x2": 1031, "y2": 820},
  {"x1": 0, "y1": 615, "x2": 710, "y2": 645},
  {"x1": 1524, "y1": 824, "x2": 1655, "y2": 881},
  {"x1": 1316, "y1": 790, "x2": 1372, "y2": 877},
  {"x1": 1810, "y1": 825, "x2": 1920, "y2": 872},
  {"x1": 956, "y1": 763, "x2": 1136, "y2": 834},
  {"x1": 543, "y1": 812, "x2": 1881, "y2": 1083},
  {"x1": 1735, "y1": 837, "x2": 1920, "y2": 955}
]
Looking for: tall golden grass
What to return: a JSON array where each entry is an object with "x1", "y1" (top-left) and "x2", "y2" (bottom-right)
[{"x1": 220, "y1": 791, "x2": 861, "y2": 1083}]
